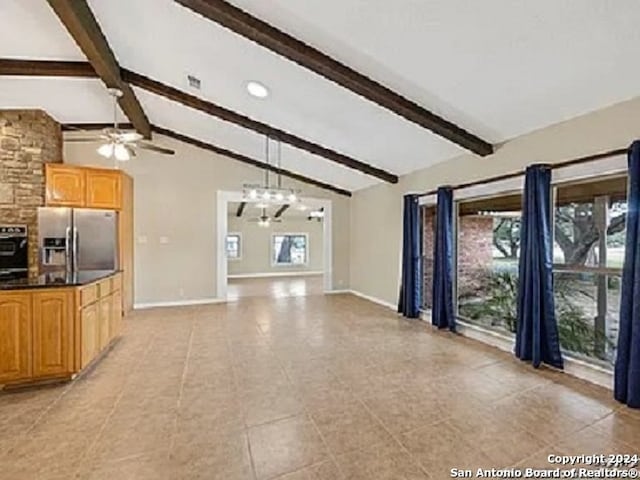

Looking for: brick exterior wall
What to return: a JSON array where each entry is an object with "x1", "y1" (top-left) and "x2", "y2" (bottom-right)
[
  {"x1": 457, "y1": 215, "x2": 494, "y2": 298},
  {"x1": 0, "y1": 110, "x2": 62, "y2": 275},
  {"x1": 421, "y1": 208, "x2": 494, "y2": 308}
]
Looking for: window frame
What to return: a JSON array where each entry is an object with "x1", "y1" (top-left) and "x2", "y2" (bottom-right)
[
  {"x1": 225, "y1": 233, "x2": 242, "y2": 261},
  {"x1": 454, "y1": 187, "x2": 524, "y2": 323},
  {"x1": 271, "y1": 233, "x2": 309, "y2": 267}
]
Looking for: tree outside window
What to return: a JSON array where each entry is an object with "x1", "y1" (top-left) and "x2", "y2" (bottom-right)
[{"x1": 273, "y1": 234, "x2": 307, "y2": 266}]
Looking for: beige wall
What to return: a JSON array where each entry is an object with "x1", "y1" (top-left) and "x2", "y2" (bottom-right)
[
  {"x1": 63, "y1": 135, "x2": 349, "y2": 305},
  {"x1": 227, "y1": 216, "x2": 323, "y2": 276},
  {"x1": 351, "y1": 96, "x2": 640, "y2": 306}
]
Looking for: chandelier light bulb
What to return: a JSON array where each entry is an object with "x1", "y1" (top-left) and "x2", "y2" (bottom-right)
[
  {"x1": 274, "y1": 192, "x2": 284, "y2": 202},
  {"x1": 248, "y1": 189, "x2": 258, "y2": 200},
  {"x1": 262, "y1": 191, "x2": 271, "y2": 200},
  {"x1": 287, "y1": 193, "x2": 297, "y2": 203}
]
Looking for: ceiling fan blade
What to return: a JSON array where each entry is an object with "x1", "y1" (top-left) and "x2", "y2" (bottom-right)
[
  {"x1": 119, "y1": 131, "x2": 143, "y2": 142},
  {"x1": 137, "y1": 141, "x2": 176, "y2": 155},
  {"x1": 65, "y1": 136, "x2": 109, "y2": 142}
]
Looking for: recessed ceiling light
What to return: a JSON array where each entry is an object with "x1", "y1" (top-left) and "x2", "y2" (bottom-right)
[{"x1": 247, "y1": 81, "x2": 269, "y2": 98}]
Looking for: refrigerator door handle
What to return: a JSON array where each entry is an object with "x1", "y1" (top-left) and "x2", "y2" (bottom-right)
[
  {"x1": 65, "y1": 226, "x2": 72, "y2": 272},
  {"x1": 72, "y1": 227, "x2": 79, "y2": 273}
]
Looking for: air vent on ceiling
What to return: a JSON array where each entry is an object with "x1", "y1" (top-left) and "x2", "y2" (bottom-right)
[{"x1": 187, "y1": 74, "x2": 201, "y2": 90}]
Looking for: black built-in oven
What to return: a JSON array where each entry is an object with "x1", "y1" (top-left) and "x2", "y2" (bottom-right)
[{"x1": 0, "y1": 225, "x2": 28, "y2": 280}]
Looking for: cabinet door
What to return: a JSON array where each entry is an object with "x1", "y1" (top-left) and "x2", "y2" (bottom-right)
[
  {"x1": 111, "y1": 290, "x2": 122, "y2": 338},
  {"x1": 46, "y1": 165, "x2": 86, "y2": 207},
  {"x1": 86, "y1": 170, "x2": 122, "y2": 210},
  {"x1": 80, "y1": 303, "x2": 99, "y2": 369},
  {"x1": 32, "y1": 290, "x2": 73, "y2": 378},
  {"x1": 99, "y1": 296, "x2": 111, "y2": 350},
  {"x1": 0, "y1": 294, "x2": 32, "y2": 383}
]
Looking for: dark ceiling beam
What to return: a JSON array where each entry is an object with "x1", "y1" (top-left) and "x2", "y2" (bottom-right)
[
  {"x1": 1, "y1": 58, "x2": 396, "y2": 183},
  {"x1": 150, "y1": 126, "x2": 352, "y2": 197},
  {"x1": 0, "y1": 58, "x2": 95, "y2": 77},
  {"x1": 122, "y1": 69, "x2": 397, "y2": 183},
  {"x1": 274, "y1": 204, "x2": 289, "y2": 218},
  {"x1": 236, "y1": 202, "x2": 247, "y2": 217},
  {"x1": 61, "y1": 122, "x2": 132, "y2": 131},
  {"x1": 61, "y1": 122, "x2": 351, "y2": 196},
  {"x1": 174, "y1": 0, "x2": 493, "y2": 157},
  {"x1": 45, "y1": 0, "x2": 151, "y2": 139}
]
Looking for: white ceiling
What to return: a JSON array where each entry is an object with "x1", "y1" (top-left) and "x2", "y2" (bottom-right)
[{"x1": 2, "y1": 0, "x2": 640, "y2": 192}]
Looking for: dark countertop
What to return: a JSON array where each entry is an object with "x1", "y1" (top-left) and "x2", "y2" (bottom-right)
[{"x1": 0, "y1": 270, "x2": 120, "y2": 291}]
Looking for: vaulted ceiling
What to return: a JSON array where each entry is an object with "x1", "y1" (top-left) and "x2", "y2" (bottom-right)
[{"x1": 2, "y1": 0, "x2": 640, "y2": 193}]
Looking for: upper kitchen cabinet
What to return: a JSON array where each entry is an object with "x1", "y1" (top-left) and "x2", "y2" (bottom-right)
[
  {"x1": 86, "y1": 169, "x2": 122, "y2": 210},
  {"x1": 45, "y1": 164, "x2": 86, "y2": 207},
  {"x1": 45, "y1": 165, "x2": 125, "y2": 210}
]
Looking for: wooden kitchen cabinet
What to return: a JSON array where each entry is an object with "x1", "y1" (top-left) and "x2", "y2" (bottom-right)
[
  {"x1": 0, "y1": 272, "x2": 123, "y2": 388},
  {"x1": 111, "y1": 290, "x2": 122, "y2": 338},
  {"x1": 80, "y1": 302, "x2": 99, "y2": 369},
  {"x1": 98, "y1": 296, "x2": 111, "y2": 351},
  {"x1": 86, "y1": 169, "x2": 122, "y2": 210},
  {"x1": 31, "y1": 290, "x2": 74, "y2": 378},
  {"x1": 45, "y1": 164, "x2": 86, "y2": 207},
  {"x1": 0, "y1": 294, "x2": 32, "y2": 383}
]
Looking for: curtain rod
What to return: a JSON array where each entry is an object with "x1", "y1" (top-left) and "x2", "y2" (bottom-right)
[{"x1": 417, "y1": 146, "x2": 629, "y2": 198}]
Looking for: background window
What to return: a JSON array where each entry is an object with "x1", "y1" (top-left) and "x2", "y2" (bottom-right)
[
  {"x1": 553, "y1": 175, "x2": 627, "y2": 367},
  {"x1": 455, "y1": 193, "x2": 522, "y2": 336},
  {"x1": 273, "y1": 234, "x2": 307, "y2": 266},
  {"x1": 226, "y1": 234, "x2": 241, "y2": 259}
]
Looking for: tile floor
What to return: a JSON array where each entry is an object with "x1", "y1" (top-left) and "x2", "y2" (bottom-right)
[
  {"x1": 1, "y1": 293, "x2": 639, "y2": 479},
  {"x1": 227, "y1": 274, "x2": 324, "y2": 300}
]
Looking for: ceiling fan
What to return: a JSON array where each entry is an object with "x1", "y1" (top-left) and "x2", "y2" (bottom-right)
[
  {"x1": 65, "y1": 87, "x2": 175, "y2": 161},
  {"x1": 248, "y1": 207, "x2": 282, "y2": 227}
]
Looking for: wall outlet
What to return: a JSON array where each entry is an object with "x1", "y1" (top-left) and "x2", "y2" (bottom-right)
[{"x1": 178, "y1": 288, "x2": 185, "y2": 298}]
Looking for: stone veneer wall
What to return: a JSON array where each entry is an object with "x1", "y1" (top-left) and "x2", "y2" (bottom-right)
[{"x1": 0, "y1": 110, "x2": 62, "y2": 275}]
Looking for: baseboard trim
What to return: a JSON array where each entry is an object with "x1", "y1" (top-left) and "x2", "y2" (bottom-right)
[
  {"x1": 134, "y1": 298, "x2": 226, "y2": 309},
  {"x1": 348, "y1": 289, "x2": 397, "y2": 310},
  {"x1": 325, "y1": 289, "x2": 351, "y2": 294},
  {"x1": 227, "y1": 271, "x2": 324, "y2": 279}
]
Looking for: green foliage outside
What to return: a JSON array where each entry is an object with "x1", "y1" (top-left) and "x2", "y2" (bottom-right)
[{"x1": 458, "y1": 270, "x2": 614, "y2": 360}]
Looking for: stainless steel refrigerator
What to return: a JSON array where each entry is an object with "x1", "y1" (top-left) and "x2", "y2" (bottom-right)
[{"x1": 38, "y1": 207, "x2": 118, "y2": 274}]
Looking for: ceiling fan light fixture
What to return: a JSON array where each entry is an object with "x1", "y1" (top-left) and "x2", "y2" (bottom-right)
[
  {"x1": 114, "y1": 143, "x2": 130, "y2": 162},
  {"x1": 247, "y1": 81, "x2": 269, "y2": 98},
  {"x1": 97, "y1": 143, "x2": 114, "y2": 158}
]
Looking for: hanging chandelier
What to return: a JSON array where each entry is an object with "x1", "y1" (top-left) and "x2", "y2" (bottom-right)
[{"x1": 242, "y1": 136, "x2": 301, "y2": 204}]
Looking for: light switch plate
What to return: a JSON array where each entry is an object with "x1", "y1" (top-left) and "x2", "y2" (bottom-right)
[
  {"x1": 137, "y1": 235, "x2": 148, "y2": 244},
  {"x1": 160, "y1": 236, "x2": 169, "y2": 244}
]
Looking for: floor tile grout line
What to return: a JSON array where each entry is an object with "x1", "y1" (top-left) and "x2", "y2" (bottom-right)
[
  {"x1": 254, "y1": 316, "x2": 347, "y2": 480},
  {"x1": 227, "y1": 328, "x2": 258, "y2": 480},
  {"x1": 354, "y1": 395, "x2": 433, "y2": 478},
  {"x1": 168, "y1": 316, "x2": 196, "y2": 452},
  {"x1": 70, "y1": 332, "x2": 158, "y2": 477}
]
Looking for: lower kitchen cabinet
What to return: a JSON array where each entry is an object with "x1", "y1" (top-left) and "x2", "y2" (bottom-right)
[
  {"x1": 0, "y1": 294, "x2": 32, "y2": 383},
  {"x1": 0, "y1": 272, "x2": 123, "y2": 387},
  {"x1": 32, "y1": 290, "x2": 74, "y2": 378},
  {"x1": 80, "y1": 302, "x2": 99, "y2": 369},
  {"x1": 98, "y1": 296, "x2": 111, "y2": 351}
]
